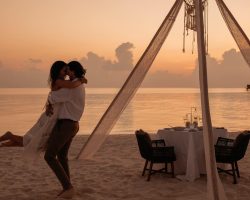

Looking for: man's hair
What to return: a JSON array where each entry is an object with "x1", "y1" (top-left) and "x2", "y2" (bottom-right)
[{"x1": 68, "y1": 61, "x2": 86, "y2": 78}]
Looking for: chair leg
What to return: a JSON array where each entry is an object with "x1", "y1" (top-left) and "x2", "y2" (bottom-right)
[
  {"x1": 147, "y1": 161, "x2": 153, "y2": 181},
  {"x1": 231, "y1": 162, "x2": 237, "y2": 184},
  {"x1": 235, "y1": 161, "x2": 240, "y2": 178},
  {"x1": 165, "y1": 163, "x2": 168, "y2": 173},
  {"x1": 171, "y1": 162, "x2": 175, "y2": 178},
  {"x1": 142, "y1": 160, "x2": 148, "y2": 176}
]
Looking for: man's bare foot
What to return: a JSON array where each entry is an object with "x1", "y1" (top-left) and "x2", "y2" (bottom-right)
[
  {"x1": 57, "y1": 187, "x2": 75, "y2": 199},
  {"x1": 0, "y1": 131, "x2": 13, "y2": 142}
]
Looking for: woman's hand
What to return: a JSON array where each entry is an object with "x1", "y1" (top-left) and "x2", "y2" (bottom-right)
[{"x1": 80, "y1": 77, "x2": 88, "y2": 84}]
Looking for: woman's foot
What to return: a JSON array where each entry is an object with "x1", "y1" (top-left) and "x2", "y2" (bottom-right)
[
  {"x1": 0, "y1": 140, "x2": 19, "y2": 147},
  {"x1": 0, "y1": 131, "x2": 13, "y2": 142}
]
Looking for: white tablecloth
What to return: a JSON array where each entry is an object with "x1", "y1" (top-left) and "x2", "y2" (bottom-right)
[{"x1": 157, "y1": 127, "x2": 228, "y2": 181}]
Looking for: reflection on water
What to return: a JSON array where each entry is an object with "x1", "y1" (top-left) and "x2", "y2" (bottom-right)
[{"x1": 0, "y1": 88, "x2": 249, "y2": 135}]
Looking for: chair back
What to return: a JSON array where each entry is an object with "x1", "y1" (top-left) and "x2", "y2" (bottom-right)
[
  {"x1": 233, "y1": 131, "x2": 250, "y2": 160},
  {"x1": 135, "y1": 130, "x2": 153, "y2": 160}
]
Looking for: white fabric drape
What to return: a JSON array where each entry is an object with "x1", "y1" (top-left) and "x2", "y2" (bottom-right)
[
  {"x1": 23, "y1": 103, "x2": 60, "y2": 162},
  {"x1": 215, "y1": 0, "x2": 250, "y2": 67},
  {"x1": 76, "y1": 0, "x2": 184, "y2": 159},
  {"x1": 195, "y1": 0, "x2": 227, "y2": 199}
]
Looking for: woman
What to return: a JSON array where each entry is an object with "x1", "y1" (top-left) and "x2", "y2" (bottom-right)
[{"x1": 0, "y1": 61, "x2": 87, "y2": 158}]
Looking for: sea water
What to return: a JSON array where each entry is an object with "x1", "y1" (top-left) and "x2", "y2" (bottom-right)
[{"x1": 0, "y1": 88, "x2": 249, "y2": 135}]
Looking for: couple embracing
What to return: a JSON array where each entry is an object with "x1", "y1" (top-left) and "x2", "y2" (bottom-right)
[
  {"x1": 44, "y1": 60, "x2": 86, "y2": 198},
  {"x1": 0, "y1": 60, "x2": 86, "y2": 198}
]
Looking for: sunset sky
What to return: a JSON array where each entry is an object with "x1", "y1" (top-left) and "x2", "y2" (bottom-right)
[{"x1": 0, "y1": 0, "x2": 249, "y2": 87}]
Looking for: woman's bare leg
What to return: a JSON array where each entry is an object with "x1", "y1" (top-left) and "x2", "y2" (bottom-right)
[
  {"x1": 0, "y1": 131, "x2": 23, "y2": 146},
  {"x1": 0, "y1": 131, "x2": 13, "y2": 142},
  {"x1": 0, "y1": 140, "x2": 22, "y2": 147}
]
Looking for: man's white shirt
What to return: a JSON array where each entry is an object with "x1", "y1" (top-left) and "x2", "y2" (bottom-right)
[{"x1": 48, "y1": 79, "x2": 85, "y2": 122}]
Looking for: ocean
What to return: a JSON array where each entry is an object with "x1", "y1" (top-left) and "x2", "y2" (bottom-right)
[{"x1": 0, "y1": 88, "x2": 249, "y2": 135}]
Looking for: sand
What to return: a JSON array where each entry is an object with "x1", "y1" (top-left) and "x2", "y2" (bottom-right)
[{"x1": 0, "y1": 134, "x2": 250, "y2": 200}]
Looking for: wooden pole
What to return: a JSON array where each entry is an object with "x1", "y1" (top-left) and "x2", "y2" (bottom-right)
[{"x1": 194, "y1": 0, "x2": 227, "y2": 199}]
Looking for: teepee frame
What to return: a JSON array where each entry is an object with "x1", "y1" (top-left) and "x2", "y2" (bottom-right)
[{"x1": 77, "y1": 1, "x2": 250, "y2": 199}]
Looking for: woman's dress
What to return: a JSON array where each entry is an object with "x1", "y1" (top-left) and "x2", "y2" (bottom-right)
[{"x1": 23, "y1": 102, "x2": 61, "y2": 161}]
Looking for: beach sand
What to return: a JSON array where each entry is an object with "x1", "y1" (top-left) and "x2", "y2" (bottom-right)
[{"x1": 0, "y1": 134, "x2": 250, "y2": 200}]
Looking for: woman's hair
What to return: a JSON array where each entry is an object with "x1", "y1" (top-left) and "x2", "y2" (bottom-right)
[
  {"x1": 68, "y1": 61, "x2": 86, "y2": 78},
  {"x1": 48, "y1": 60, "x2": 67, "y2": 88}
]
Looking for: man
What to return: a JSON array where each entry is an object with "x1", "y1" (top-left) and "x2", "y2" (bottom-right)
[{"x1": 45, "y1": 61, "x2": 86, "y2": 198}]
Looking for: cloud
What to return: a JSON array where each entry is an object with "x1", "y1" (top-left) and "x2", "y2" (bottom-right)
[
  {"x1": 192, "y1": 48, "x2": 250, "y2": 87},
  {"x1": 25, "y1": 58, "x2": 43, "y2": 71},
  {"x1": 79, "y1": 46, "x2": 250, "y2": 88},
  {"x1": 1, "y1": 46, "x2": 249, "y2": 88},
  {"x1": 103, "y1": 42, "x2": 134, "y2": 71},
  {"x1": 0, "y1": 62, "x2": 48, "y2": 88},
  {"x1": 80, "y1": 42, "x2": 134, "y2": 71},
  {"x1": 28, "y1": 58, "x2": 43, "y2": 64},
  {"x1": 79, "y1": 42, "x2": 134, "y2": 87}
]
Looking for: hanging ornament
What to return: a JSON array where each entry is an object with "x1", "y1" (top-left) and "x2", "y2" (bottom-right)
[{"x1": 183, "y1": 0, "x2": 208, "y2": 54}]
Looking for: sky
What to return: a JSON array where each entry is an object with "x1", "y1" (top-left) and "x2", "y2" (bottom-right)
[{"x1": 0, "y1": 0, "x2": 249, "y2": 88}]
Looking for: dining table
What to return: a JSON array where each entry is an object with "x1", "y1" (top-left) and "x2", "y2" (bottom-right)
[{"x1": 157, "y1": 127, "x2": 228, "y2": 181}]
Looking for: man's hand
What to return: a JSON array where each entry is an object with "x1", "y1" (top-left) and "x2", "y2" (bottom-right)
[{"x1": 46, "y1": 102, "x2": 54, "y2": 117}]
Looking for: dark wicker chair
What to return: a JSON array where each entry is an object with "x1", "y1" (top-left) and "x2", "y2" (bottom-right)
[
  {"x1": 215, "y1": 130, "x2": 250, "y2": 184},
  {"x1": 135, "y1": 129, "x2": 176, "y2": 181}
]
